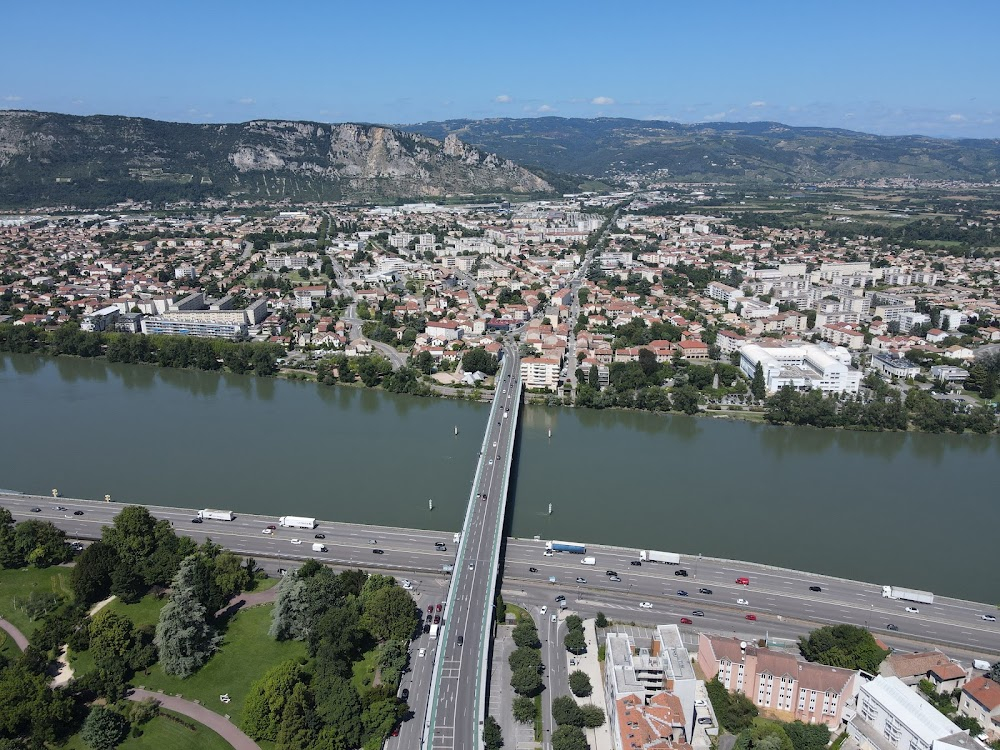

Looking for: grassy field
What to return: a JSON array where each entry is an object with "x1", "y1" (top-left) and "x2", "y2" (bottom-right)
[
  {"x1": 61, "y1": 709, "x2": 233, "y2": 750},
  {"x1": 0, "y1": 566, "x2": 74, "y2": 637},
  {"x1": 351, "y1": 645, "x2": 379, "y2": 692},
  {"x1": 137, "y1": 604, "x2": 306, "y2": 727},
  {"x1": 106, "y1": 592, "x2": 169, "y2": 629}
]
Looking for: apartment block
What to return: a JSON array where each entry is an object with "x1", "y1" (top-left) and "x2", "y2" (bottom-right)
[
  {"x1": 520, "y1": 357, "x2": 561, "y2": 391},
  {"x1": 739, "y1": 343, "x2": 861, "y2": 394}
]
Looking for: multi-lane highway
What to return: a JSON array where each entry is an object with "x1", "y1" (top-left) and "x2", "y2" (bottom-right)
[{"x1": 423, "y1": 345, "x2": 521, "y2": 750}]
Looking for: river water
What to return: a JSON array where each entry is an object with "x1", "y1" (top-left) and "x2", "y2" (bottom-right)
[{"x1": 2, "y1": 353, "x2": 997, "y2": 602}]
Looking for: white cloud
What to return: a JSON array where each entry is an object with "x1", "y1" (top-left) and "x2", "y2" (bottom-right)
[
  {"x1": 238, "y1": 97, "x2": 256, "y2": 105},
  {"x1": 947, "y1": 113, "x2": 965, "y2": 122},
  {"x1": 591, "y1": 96, "x2": 615, "y2": 106},
  {"x1": 537, "y1": 104, "x2": 555, "y2": 113},
  {"x1": 494, "y1": 94, "x2": 512, "y2": 103},
  {"x1": 749, "y1": 100, "x2": 767, "y2": 108},
  {"x1": 4, "y1": 95, "x2": 23, "y2": 102}
]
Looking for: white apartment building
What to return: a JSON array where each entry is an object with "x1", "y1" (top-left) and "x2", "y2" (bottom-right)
[
  {"x1": 739, "y1": 343, "x2": 861, "y2": 394},
  {"x1": 940, "y1": 309, "x2": 968, "y2": 331},
  {"x1": 818, "y1": 322, "x2": 866, "y2": 351},
  {"x1": 520, "y1": 357, "x2": 561, "y2": 391},
  {"x1": 849, "y1": 676, "x2": 985, "y2": 750},
  {"x1": 899, "y1": 311, "x2": 931, "y2": 333}
]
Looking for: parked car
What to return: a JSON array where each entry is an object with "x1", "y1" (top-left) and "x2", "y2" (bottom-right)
[
  {"x1": 551, "y1": 614, "x2": 557, "y2": 623},
  {"x1": 698, "y1": 717, "x2": 713, "y2": 726},
  {"x1": 540, "y1": 605, "x2": 547, "y2": 615},
  {"x1": 433, "y1": 615, "x2": 440, "y2": 624},
  {"x1": 401, "y1": 688, "x2": 409, "y2": 701},
  {"x1": 436, "y1": 603, "x2": 443, "y2": 612}
]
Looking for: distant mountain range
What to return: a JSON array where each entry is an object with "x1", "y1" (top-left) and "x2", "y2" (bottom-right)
[
  {"x1": 401, "y1": 117, "x2": 1000, "y2": 183},
  {"x1": 0, "y1": 110, "x2": 550, "y2": 208}
]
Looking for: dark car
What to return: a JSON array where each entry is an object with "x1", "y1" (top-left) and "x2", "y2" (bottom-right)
[
  {"x1": 401, "y1": 688, "x2": 409, "y2": 701},
  {"x1": 674, "y1": 569, "x2": 688, "y2": 577},
  {"x1": 73, "y1": 510, "x2": 84, "y2": 515},
  {"x1": 529, "y1": 567, "x2": 538, "y2": 573},
  {"x1": 30, "y1": 507, "x2": 41, "y2": 512},
  {"x1": 457, "y1": 636, "x2": 464, "y2": 646},
  {"x1": 372, "y1": 548, "x2": 384, "y2": 554},
  {"x1": 698, "y1": 588, "x2": 713, "y2": 595},
  {"x1": 886, "y1": 623, "x2": 899, "y2": 631},
  {"x1": 434, "y1": 615, "x2": 440, "y2": 624},
  {"x1": 191, "y1": 517, "x2": 203, "y2": 523},
  {"x1": 630, "y1": 560, "x2": 642, "y2": 566},
  {"x1": 606, "y1": 570, "x2": 617, "y2": 577},
  {"x1": 391, "y1": 726, "x2": 400, "y2": 737},
  {"x1": 423, "y1": 623, "x2": 430, "y2": 633},
  {"x1": 267, "y1": 524, "x2": 277, "y2": 530},
  {"x1": 692, "y1": 610, "x2": 705, "y2": 617},
  {"x1": 314, "y1": 533, "x2": 326, "y2": 539},
  {"x1": 677, "y1": 590, "x2": 689, "y2": 597},
  {"x1": 809, "y1": 585, "x2": 821, "y2": 592}
]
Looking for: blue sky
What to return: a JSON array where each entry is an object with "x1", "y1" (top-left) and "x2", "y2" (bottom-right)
[{"x1": 3, "y1": 0, "x2": 998, "y2": 138}]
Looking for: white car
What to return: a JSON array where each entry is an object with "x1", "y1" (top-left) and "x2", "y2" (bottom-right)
[
  {"x1": 551, "y1": 614, "x2": 557, "y2": 623},
  {"x1": 695, "y1": 699, "x2": 707, "y2": 707},
  {"x1": 905, "y1": 606, "x2": 919, "y2": 614},
  {"x1": 290, "y1": 539, "x2": 302, "y2": 545},
  {"x1": 983, "y1": 614, "x2": 997, "y2": 622},
  {"x1": 543, "y1": 550, "x2": 553, "y2": 557},
  {"x1": 639, "y1": 601, "x2": 653, "y2": 609},
  {"x1": 540, "y1": 605, "x2": 547, "y2": 615},
  {"x1": 418, "y1": 648, "x2": 426, "y2": 658},
  {"x1": 262, "y1": 528, "x2": 273, "y2": 534},
  {"x1": 401, "y1": 579, "x2": 412, "y2": 590},
  {"x1": 737, "y1": 598, "x2": 749, "y2": 606}
]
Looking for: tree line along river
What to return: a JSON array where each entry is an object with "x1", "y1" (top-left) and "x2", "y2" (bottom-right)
[{"x1": 1, "y1": 352, "x2": 997, "y2": 603}]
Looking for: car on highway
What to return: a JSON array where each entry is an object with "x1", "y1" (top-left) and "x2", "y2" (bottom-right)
[
  {"x1": 266, "y1": 524, "x2": 276, "y2": 529},
  {"x1": 401, "y1": 688, "x2": 409, "y2": 701},
  {"x1": 372, "y1": 548, "x2": 384, "y2": 554},
  {"x1": 983, "y1": 614, "x2": 997, "y2": 622},
  {"x1": 736, "y1": 577, "x2": 750, "y2": 585},
  {"x1": 680, "y1": 617, "x2": 693, "y2": 624},
  {"x1": 698, "y1": 588, "x2": 713, "y2": 595},
  {"x1": 543, "y1": 550, "x2": 554, "y2": 557},
  {"x1": 368, "y1": 538, "x2": 376, "y2": 544},
  {"x1": 905, "y1": 606, "x2": 919, "y2": 614},
  {"x1": 434, "y1": 615, "x2": 440, "y2": 624},
  {"x1": 674, "y1": 569, "x2": 688, "y2": 577},
  {"x1": 551, "y1": 614, "x2": 557, "y2": 623},
  {"x1": 456, "y1": 635, "x2": 463, "y2": 646},
  {"x1": 488, "y1": 460, "x2": 493, "y2": 465},
  {"x1": 529, "y1": 567, "x2": 538, "y2": 573},
  {"x1": 54, "y1": 506, "x2": 67, "y2": 511},
  {"x1": 540, "y1": 605, "x2": 547, "y2": 615},
  {"x1": 630, "y1": 560, "x2": 641, "y2": 566},
  {"x1": 469, "y1": 562, "x2": 475, "y2": 570},
  {"x1": 418, "y1": 648, "x2": 426, "y2": 658},
  {"x1": 639, "y1": 601, "x2": 653, "y2": 609},
  {"x1": 73, "y1": 510, "x2": 84, "y2": 515},
  {"x1": 290, "y1": 539, "x2": 302, "y2": 545},
  {"x1": 30, "y1": 507, "x2": 41, "y2": 512},
  {"x1": 609, "y1": 576, "x2": 621, "y2": 582},
  {"x1": 737, "y1": 598, "x2": 749, "y2": 605},
  {"x1": 886, "y1": 624, "x2": 899, "y2": 631},
  {"x1": 809, "y1": 585, "x2": 822, "y2": 592},
  {"x1": 606, "y1": 570, "x2": 617, "y2": 577},
  {"x1": 191, "y1": 518, "x2": 203, "y2": 523},
  {"x1": 436, "y1": 603, "x2": 443, "y2": 612},
  {"x1": 677, "y1": 590, "x2": 689, "y2": 597},
  {"x1": 314, "y1": 533, "x2": 326, "y2": 539},
  {"x1": 575, "y1": 577, "x2": 587, "y2": 583},
  {"x1": 555, "y1": 595, "x2": 566, "y2": 603},
  {"x1": 745, "y1": 613, "x2": 757, "y2": 621},
  {"x1": 692, "y1": 610, "x2": 705, "y2": 617},
  {"x1": 262, "y1": 528, "x2": 273, "y2": 534}
]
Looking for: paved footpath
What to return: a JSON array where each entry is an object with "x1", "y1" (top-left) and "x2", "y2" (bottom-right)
[
  {"x1": 0, "y1": 616, "x2": 29, "y2": 651},
  {"x1": 129, "y1": 688, "x2": 259, "y2": 750}
]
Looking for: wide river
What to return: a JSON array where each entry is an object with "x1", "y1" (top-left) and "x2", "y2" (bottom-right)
[{"x1": 2, "y1": 353, "x2": 997, "y2": 602}]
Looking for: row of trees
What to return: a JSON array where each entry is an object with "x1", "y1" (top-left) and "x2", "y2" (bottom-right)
[
  {"x1": 0, "y1": 509, "x2": 73, "y2": 569},
  {"x1": 0, "y1": 322, "x2": 284, "y2": 377},
  {"x1": 244, "y1": 562, "x2": 414, "y2": 749},
  {"x1": 315, "y1": 353, "x2": 431, "y2": 395}
]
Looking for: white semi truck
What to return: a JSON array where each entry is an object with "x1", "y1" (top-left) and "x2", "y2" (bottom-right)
[
  {"x1": 639, "y1": 550, "x2": 681, "y2": 564},
  {"x1": 198, "y1": 509, "x2": 234, "y2": 521},
  {"x1": 882, "y1": 585, "x2": 934, "y2": 604},
  {"x1": 279, "y1": 516, "x2": 317, "y2": 529}
]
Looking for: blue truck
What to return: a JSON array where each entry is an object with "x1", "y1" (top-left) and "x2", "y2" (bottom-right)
[{"x1": 546, "y1": 540, "x2": 586, "y2": 554}]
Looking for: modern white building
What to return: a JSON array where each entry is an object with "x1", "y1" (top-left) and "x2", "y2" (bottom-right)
[
  {"x1": 520, "y1": 357, "x2": 561, "y2": 391},
  {"x1": 739, "y1": 343, "x2": 861, "y2": 394},
  {"x1": 849, "y1": 676, "x2": 986, "y2": 750}
]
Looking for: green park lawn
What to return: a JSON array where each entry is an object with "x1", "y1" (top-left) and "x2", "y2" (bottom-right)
[
  {"x1": 351, "y1": 645, "x2": 379, "y2": 692},
  {"x1": 0, "y1": 565, "x2": 74, "y2": 637},
  {"x1": 61, "y1": 709, "x2": 233, "y2": 750},
  {"x1": 105, "y1": 591, "x2": 170, "y2": 629},
  {"x1": 137, "y1": 604, "x2": 306, "y2": 727}
]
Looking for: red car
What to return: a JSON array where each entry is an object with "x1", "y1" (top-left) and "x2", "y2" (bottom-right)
[
  {"x1": 680, "y1": 617, "x2": 693, "y2": 624},
  {"x1": 391, "y1": 726, "x2": 400, "y2": 737},
  {"x1": 745, "y1": 613, "x2": 757, "y2": 621},
  {"x1": 436, "y1": 603, "x2": 443, "y2": 612},
  {"x1": 736, "y1": 577, "x2": 750, "y2": 586},
  {"x1": 426, "y1": 605, "x2": 433, "y2": 614}
]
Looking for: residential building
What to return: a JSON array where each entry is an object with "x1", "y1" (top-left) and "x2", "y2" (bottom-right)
[
  {"x1": 880, "y1": 651, "x2": 968, "y2": 694},
  {"x1": 520, "y1": 357, "x2": 560, "y2": 391},
  {"x1": 849, "y1": 676, "x2": 984, "y2": 750},
  {"x1": 80, "y1": 305, "x2": 120, "y2": 332},
  {"x1": 872, "y1": 353, "x2": 921, "y2": 380},
  {"x1": 958, "y1": 677, "x2": 1000, "y2": 742},
  {"x1": 929, "y1": 366, "x2": 970, "y2": 385},
  {"x1": 698, "y1": 634, "x2": 857, "y2": 729},
  {"x1": 739, "y1": 343, "x2": 861, "y2": 394},
  {"x1": 818, "y1": 322, "x2": 866, "y2": 351},
  {"x1": 425, "y1": 320, "x2": 461, "y2": 341}
]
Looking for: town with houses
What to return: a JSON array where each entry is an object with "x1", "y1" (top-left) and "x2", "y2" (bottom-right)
[{"x1": 2, "y1": 189, "x2": 999, "y2": 415}]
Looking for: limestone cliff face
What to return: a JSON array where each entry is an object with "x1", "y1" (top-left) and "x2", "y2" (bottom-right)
[{"x1": 0, "y1": 111, "x2": 551, "y2": 207}]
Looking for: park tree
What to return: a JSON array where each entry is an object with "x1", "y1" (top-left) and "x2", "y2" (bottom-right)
[
  {"x1": 707, "y1": 677, "x2": 758, "y2": 733},
  {"x1": 313, "y1": 672, "x2": 363, "y2": 749},
  {"x1": 569, "y1": 669, "x2": 592, "y2": 696},
  {"x1": 80, "y1": 706, "x2": 129, "y2": 750},
  {"x1": 511, "y1": 665, "x2": 544, "y2": 697},
  {"x1": 89, "y1": 610, "x2": 149, "y2": 680},
  {"x1": 415, "y1": 350, "x2": 435, "y2": 374},
  {"x1": 564, "y1": 628, "x2": 586, "y2": 654},
  {"x1": 551, "y1": 725, "x2": 589, "y2": 750},
  {"x1": 0, "y1": 661, "x2": 75, "y2": 745},
  {"x1": 671, "y1": 384, "x2": 701, "y2": 415},
  {"x1": 798, "y1": 624, "x2": 889, "y2": 673},
  {"x1": 552, "y1": 695, "x2": 584, "y2": 726},
  {"x1": 71, "y1": 541, "x2": 119, "y2": 605},
  {"x1": 484, "y1": 715, "x2": 504, "y2": 750},
  {"x1": 512, "y1": 619, "x2": 540, "y2": 649},
  {"x1": 154, "y1": 556, "x2": 221, "y2": 677},
  {"x1": 509, "y1": 646, "x2": 543, "y2": 673},
  {"x1": 244, "y1": 660, "x2": 304, "y2": 741},
  {"x1": 512, "y1": 695, "x2": 537, "y2": 724},
  {"x1": 361, "y1": 585, "x2": 418, "y2": 642},
  {"x1": 10, "y1": 520, "x2": 71, "y2": 568},
  {"x1": 462, "y1": 347, "x2": 500, "y2": 375},
  {"x1": 274, "y1": 682, "x2": 317, "y2": 750},
  {"x1": 751, "y1": 362, "x2": 766, "y2": 401},
  {"x1": 580, "y1": 704, "x2": 606, "y2": 728},
  {"x1": 783, "y1": 721, "x2": 831, "y2": 750}
]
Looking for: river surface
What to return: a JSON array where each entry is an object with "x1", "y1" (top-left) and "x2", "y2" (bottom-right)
[{"x1": 2, "y1": 352, "x2": 997, "y2": 602}]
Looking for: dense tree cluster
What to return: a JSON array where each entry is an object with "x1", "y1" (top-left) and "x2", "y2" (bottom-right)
[
  {"x1": 0, "y1": 507, "x2": 72, "y2": 569},
  {"x1": 798, "y1": 624, "x2": 889, "y2": 674},
  {"x1": 462, "y1": 346, "x2": 500, "y2": 375},
  {"x1": 316, "y1": 353, "x2": 431, "y2": 395},
  {"x1": 0, "y1": 322, "x2": 284, "y2": 377},
  {"x1": 510, "y1": 618, "x2": 544, "y2": 699}
]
